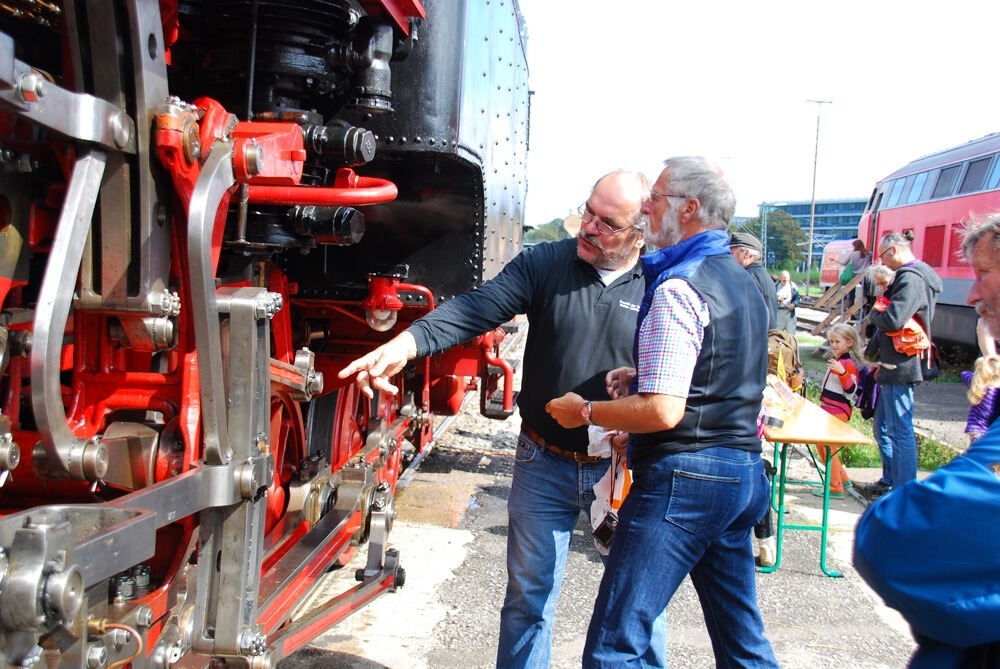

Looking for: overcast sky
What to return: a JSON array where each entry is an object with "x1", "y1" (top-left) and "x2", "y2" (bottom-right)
[{"x1": 517, "y1": 0, "x2": 1000, "y2": 223}]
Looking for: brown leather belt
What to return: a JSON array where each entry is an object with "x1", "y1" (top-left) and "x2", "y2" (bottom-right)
[{"x1": 521, "y1": 423, "x2": 603, "y2": 464}]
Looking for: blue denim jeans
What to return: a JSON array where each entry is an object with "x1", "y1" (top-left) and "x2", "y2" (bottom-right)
[
  {"x1": 498, "y1": 429, "x2": 667, "y2": 668},
  {"x1": 583, "y1": 446, "x2": 777, "y2": 668},
  {"x1": 873, "y1": 383, "x2": 916, "y2": 489}
]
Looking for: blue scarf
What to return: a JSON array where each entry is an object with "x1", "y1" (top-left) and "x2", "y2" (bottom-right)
[
  {"x1": 636, "y1": 229, "x2": 732, "y2": 326},
  {"x1": 629, "y1": 229, "x2": 732, "y2": 395}
]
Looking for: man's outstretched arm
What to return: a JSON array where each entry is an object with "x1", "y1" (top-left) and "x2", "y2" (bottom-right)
[{"x1": 337, "y1": 331, "x2": 418, "y2": 399}]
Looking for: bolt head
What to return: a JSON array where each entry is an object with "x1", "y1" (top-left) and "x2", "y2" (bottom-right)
[
  {"x1": 18, "y1": 73, "x2": 46, "y2": 103},
  {"x1": 135, "y1": 605, "x2": 154, "y2": 627},
  {"x1": 112, "y1": 574, "x2": 137, "y2": 600},
  {"x1": 1, "y1": 439, "x2": 19, "y2": 470},
  {"x1": 87, "y1": 644, "x2": 108, "y2": 668},
  {"x1": 111, "y1": 112, "x2": 131, "y2": 148}
]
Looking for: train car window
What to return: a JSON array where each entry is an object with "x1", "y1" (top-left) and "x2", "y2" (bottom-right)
[
  {"x1": 924, "y1": 225, "x2": 946, "y2": 267},
  {"x1": 885, "y1": 178, "x2": 906, "y2": 208},
  {"x1": 898, "y1": 174, "x2": 917, "y2": 204},
  {"x1": 920, "y1": 168, "x2": 940, "y2": 201},
  {"x1": 988, "y1": 156, "x2": 1000, "y2": 190},
  {"x1": 931, "y1": 164, "x2": 961, "y2": 199},
  {"x1": 906, "y1": 172, "x2": 928, "y2": 205},
  {"x1": 865, "y1": 187, "x2": 878, "y2": 211},
  {"x1": 958, "y1": 156, "x2": 992, "y2": 194}
]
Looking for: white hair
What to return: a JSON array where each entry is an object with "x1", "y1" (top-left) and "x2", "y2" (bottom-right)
[
  {"x1": 662, "y1": 156, "x2": 735, "y2": 230},
  {"x1": 961, "y1": 211, "x2": 1000, "y2": 261}
]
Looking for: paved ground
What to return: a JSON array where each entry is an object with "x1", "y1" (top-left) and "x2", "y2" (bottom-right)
[
  {"x1": 276, "y1": 326, "x2": 964, "y2": 668},
  {"x1": 912, "y1": 380, "x2": 969, "y2": 451},
  {"x1": 280, "y1": 417, "x2": 918, "y2": 669}
]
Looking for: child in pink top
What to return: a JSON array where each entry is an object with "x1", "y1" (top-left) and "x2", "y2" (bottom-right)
[{"x1": 816, "y1": 324, "x2": 862, "y2": 497}]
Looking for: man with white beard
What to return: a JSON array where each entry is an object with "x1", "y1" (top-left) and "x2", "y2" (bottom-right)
[
  {"x1": 854, "y1": 212, "x2": 1000, "y2": 667},
  {"x1": 547, "y1": 156, "x2": 777, "y2": 667}
]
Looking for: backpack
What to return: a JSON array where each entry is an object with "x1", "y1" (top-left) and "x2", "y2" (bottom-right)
[
  {"x1": 767, "y1": 329, "x2": 803, "y2": 392},
  {"x1": 854, "y1": 365, "x2": 879, "y2": 419}
]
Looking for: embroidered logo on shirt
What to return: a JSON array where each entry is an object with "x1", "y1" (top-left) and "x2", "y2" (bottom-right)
[
  {"x1": 991, "y1": 462, "x2": 1000, "y2": 479},
  {"x1": 618, "y1": 300, "x2": 639, "y2": 312}
]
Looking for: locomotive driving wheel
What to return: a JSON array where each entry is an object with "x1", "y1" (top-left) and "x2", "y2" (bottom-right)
[{"x1": 266, "y1": 388, "x2": 307, "y2": 534}]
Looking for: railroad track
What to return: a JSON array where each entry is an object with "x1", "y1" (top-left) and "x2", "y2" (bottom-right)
[
  {"x1": 795, "y1": 306, "x2": 828, "y2": 333},
  {"x1": 398, "y1": 320, "x2": 526, "y2": 487}
]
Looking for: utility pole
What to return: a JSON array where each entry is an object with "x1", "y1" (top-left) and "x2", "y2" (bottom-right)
[
  {"x1": 806, "y1": 99, "x2": 832, "y2": 295},
  {"x1": 761, "y1": 204, "x2": 768, "y2": 264}
]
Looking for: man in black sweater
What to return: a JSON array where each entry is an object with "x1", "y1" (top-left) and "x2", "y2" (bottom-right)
[{"x1": 339, "y1": 170, "x2": 652, "y2": 668}]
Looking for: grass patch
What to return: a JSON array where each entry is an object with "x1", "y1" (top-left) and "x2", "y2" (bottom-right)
[
  {"x1": 834, "y1": 435, "x2": 955, "y2": 470},
  {"x1": 839, "y1": 441, "x2": 880, "y2": 468},
  {"x1": 795, "y1": 333, "x2": 959, "y2": 472},
  {"x1": 917, "y1": 439, "x2": 959, "y2": 470}
]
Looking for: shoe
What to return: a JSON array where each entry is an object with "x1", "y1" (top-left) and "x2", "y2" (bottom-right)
[
  {"x1": 859, "y1": 481, "x2": 890, "y2": 500},
  {"x1": 756, "y1": 535, "x2": 776, "y2": 568},
  {"x1": 811, "y1": 489, "x2": 845, "y2": 499}
]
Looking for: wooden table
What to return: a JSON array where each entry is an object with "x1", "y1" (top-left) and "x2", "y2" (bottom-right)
[{"x1": 759, "y1": 397, "x2": 873, "y2": 578}]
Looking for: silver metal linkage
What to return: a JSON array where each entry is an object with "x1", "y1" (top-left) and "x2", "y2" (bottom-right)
[
  {"x1": 30, "y1": 150, "x2": 110, "y2": 481},
  {"x1": 191, "y1": 288, "x2": 274, "y2": 660},
  {"x1": 186, "y1": 140, "x2": 236, "y2": 466},
  {"x1": 0, "y1": 32, "x2": 136, "y2": 153}
]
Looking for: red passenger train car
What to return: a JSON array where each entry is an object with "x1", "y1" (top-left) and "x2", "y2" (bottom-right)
[
  {"x1": 857, "y1": 133, "x2": 1000, "y2": 346},
  {"x1": 0, "y1": 0, "x2": 528, "y2": 667}
]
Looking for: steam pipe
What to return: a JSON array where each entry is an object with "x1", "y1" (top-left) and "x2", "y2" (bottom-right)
[{"x1": 247, "y1": 177, "x2": 397, "y2": 206}]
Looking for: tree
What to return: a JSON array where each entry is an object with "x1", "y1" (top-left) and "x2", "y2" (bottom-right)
[
  {"x1": 731, "y1": 210, "x2": 805, "y2": 269},
  {"x1": 766, "y1": 209, "x2": 806, "y2": 269},
  {"x1": 734, "y1": 217, "x2": 764, "y2": 241},
  {"x1": 524, "y1": 217, "x2": 570, "y2": 244}
]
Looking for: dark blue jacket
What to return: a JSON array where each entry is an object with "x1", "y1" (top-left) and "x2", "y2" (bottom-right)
[
  {"x1": 854, "y1": 419, "x2": 1000, "y2": 666},
  {"x1": 746, "y1": 261, "x2": 777, "y2": 330},
  {"x1": 629, "y1": 230, "x2": 768, "y2": 465}
]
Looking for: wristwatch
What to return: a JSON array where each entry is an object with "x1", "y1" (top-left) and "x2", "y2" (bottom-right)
[{"x1": 581, "y1": 401, "x2": 594, "y2": 426}]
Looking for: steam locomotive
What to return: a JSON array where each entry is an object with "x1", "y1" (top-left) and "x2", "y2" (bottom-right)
[{"x1": 0, "y1": 0, "x2": 528, "y2": 666}]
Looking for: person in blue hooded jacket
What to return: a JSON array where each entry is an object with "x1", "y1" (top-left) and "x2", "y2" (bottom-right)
[{"x1": 854, "y1": 212, "x2": 1000, "y2": 668}]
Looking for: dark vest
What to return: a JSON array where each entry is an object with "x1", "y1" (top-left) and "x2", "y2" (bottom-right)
[{"x1": 631, "y1": 234, "x2": 767, "y2": 467}]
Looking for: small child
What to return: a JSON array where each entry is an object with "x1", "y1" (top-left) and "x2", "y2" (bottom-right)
[
  {"x1": 816, "y1": 323, "x2": 863, "y2": 497},
  {"x1": 961, "y1": 355, "x2": 1000, "y2": 444}
]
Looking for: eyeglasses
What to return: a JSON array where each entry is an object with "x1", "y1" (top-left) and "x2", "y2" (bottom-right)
[
  {"x1": 649, "y1": 191, "x2": 691, "y2": 203},
  {"x1": 577, "y1": 203, "x2": 632, "y2": 235},
  {"x1": 879, "y1": 246, "x2": 894, "y2": 261}
]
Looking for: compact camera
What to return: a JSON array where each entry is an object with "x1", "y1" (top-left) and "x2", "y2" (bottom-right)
[{"x1": 592, "y1": 511, "x2": 619, "y2": 550}]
